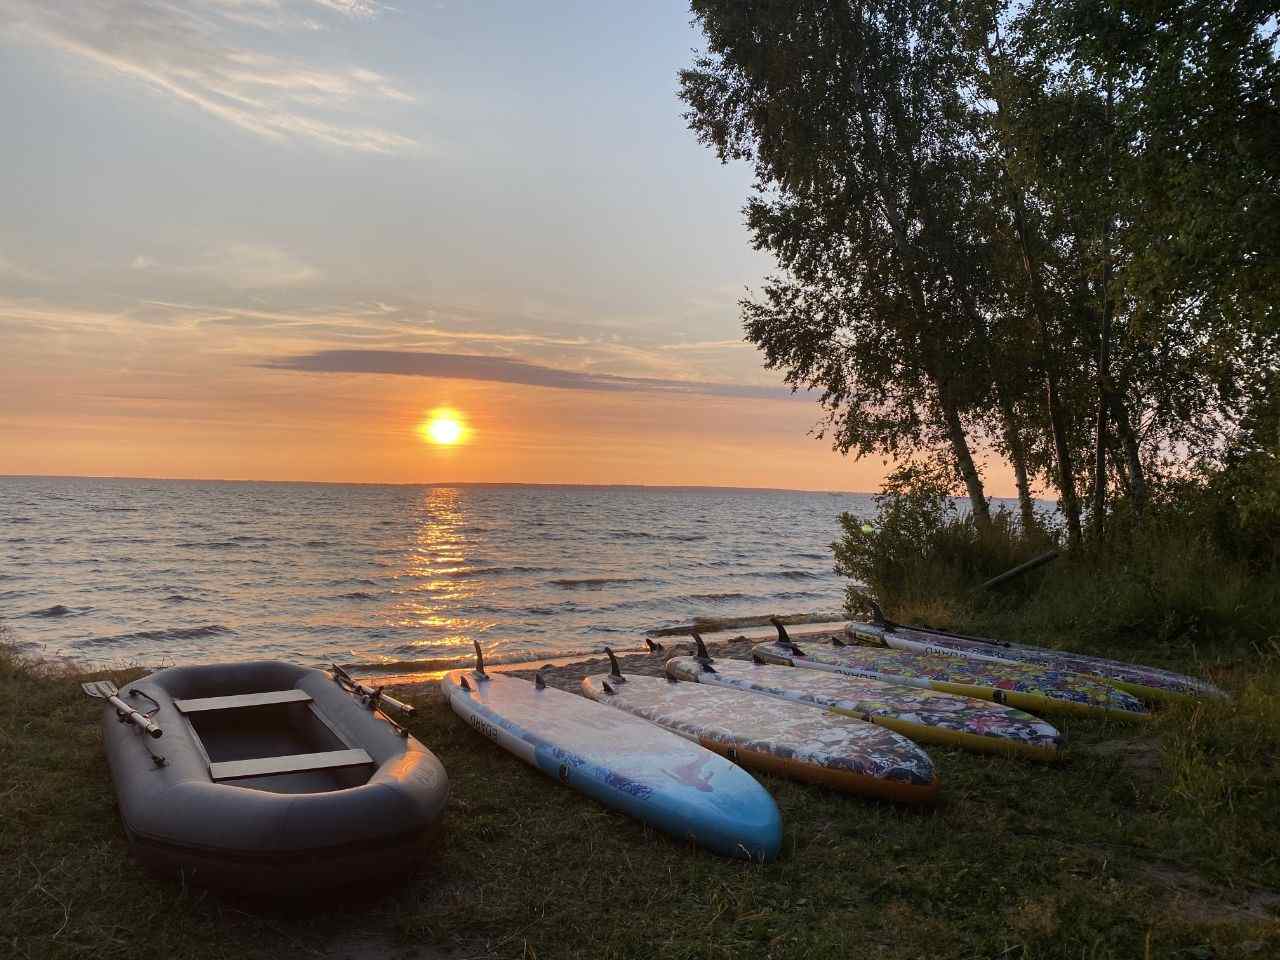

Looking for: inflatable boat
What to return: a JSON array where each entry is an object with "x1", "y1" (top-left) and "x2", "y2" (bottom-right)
[{"x1": 93, "y1": 661, "x2": 448, "y2": 894}]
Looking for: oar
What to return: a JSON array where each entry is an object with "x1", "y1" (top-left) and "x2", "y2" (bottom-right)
[
  {"x1": 81, "y1": 680, "x2": 163, "y2": 738},
  {"x1": 331, "y1": 664, "x2": 416, "y2": 717}
]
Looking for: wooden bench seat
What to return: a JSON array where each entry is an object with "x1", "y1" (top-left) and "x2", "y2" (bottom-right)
[
  {"x1": 174, "y1": 689, "x2": 312, "y2": 714},
  {"x1": 209, "y1": 748, "x2": 373, "y2": 781}
]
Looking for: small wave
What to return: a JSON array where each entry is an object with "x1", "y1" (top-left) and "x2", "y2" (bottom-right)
[
  {"x1": 466, "y1": 566, "x2": 550, "y2": 578},
  {"x1": 773, "y1": 568, "x2": 824, "y2": 583},
  {"x1": 230, "y1": 535, "x2": 275, "y2": 543},
  {"x1": 26, "y1": 604, "x2": 93, "y2": 618},
  {"x1": 548, "y1": 577, "x2": 646, "y2": 589},
  {"x1": 303, "y1": 540, "x2": 333, "y2": 548},
  {"x1": 72, "y1": 624, "x2": 233, "y2": 647},
  {"x1": 4, "y1": 517, "x2": 33, "y2": 524},
  {"x1": 666, "y1": 534, "x2": 708, "y2": 542},
  {"x1": 687, "y1": 592, "x2": 752, "y2": 604},
  {"x1": 164, "y1": 594, "x2": 197, "y2": 603},
  {"x1": 95, "y1": 507, "x2": 138, "y2": 513},
  {"x1": 175, "y1": 540, "x2": 242, "y2": 549},
  {"x1": 335, "y1": 591, "x2": 378, "y2": 600}
]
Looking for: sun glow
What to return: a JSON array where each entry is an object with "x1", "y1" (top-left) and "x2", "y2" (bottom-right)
[{"x1": 418, "y1": 410, "x2": 467, "y2": 446}]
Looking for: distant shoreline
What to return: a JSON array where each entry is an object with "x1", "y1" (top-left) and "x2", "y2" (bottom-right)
[
  {"x1": 0, "y1": 474, "x2": 1053, "y2": 502},
  {"x1": 1, "y1": 473, "x2": 875, "y2": 496}
]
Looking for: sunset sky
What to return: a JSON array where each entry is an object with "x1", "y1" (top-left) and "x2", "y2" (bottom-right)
[{"x1": 0, "y1": 0, "x2": 1020, "y2": 493}]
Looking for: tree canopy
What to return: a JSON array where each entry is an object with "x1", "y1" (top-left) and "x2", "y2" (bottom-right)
[{"x1": 680, "y1": 0, "x2": 1279, "y2": 532}]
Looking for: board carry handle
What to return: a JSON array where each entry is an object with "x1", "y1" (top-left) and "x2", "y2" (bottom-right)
[
  {"x1": 81, "y1": 681, "x2": 163, "y2": 739},
  {"x1": 691, "y1": 632, "x2": 717, "y2": 673},
  {"x1": 769, "y1": 617, "x2": 806, "y2": 656}
]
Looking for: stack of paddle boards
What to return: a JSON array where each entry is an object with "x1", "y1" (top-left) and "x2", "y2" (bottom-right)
[
  {"x1": 666, "y1": 634, "x2": 1065, "y2": 761},
  {"x1": 847, "y1": 604, "x2": 1226, "y2": 704},
  {"x1": 753, "y1": 620, "x2": 1148, "y2": 721},
  {"x1": 441, "y1": 643, "x2": 782, "y2": 862},
  {"x1": 581, "y1": 651, "x2": 938, "y2": 804}
]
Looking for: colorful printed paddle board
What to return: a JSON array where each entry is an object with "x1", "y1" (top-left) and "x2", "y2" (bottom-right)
[
  {"x1": 582, "y1": 653, "x2": 938, "y2": 804},
  {"x1": 665, "y1": 642, "x2": 1064, "y2": 761},
  {"x1": 752, "y1": 621, "x2": 1147, "y2": 721},
  {"x1": 852, "y1": 606, "x2": 1226, "y2": 704},
  {"x1": 442, "y1": 647, "x2": 781, "y2": 862}
]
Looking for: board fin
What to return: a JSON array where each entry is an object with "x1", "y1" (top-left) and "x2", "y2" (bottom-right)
[
  {"x1": 691, "y1": 632, "x2": 717, "y2": 673},
  {"x1": 770, "y1": 617, "x2": 805, "y2": 656},
  {"x1": 534, "y1": 664, "x2": 554, "y2": 690},
  {"x1": 601, "y1": 678, "x2": 616, "y2": 695},
  {"x1": 644, "y1": 637, "x2": 663, "y2": 655},
  {"x1": 829, "y1": 633, "x2": 847, "y2": 647},
  {"x1": 605, "y1": 647, "x2": 627, "y2": 682},
  {"x1": 473, "y1": 640, "x2": 490, "y2": 681},
  {"x1": 868, "y1": 599, "x2": 894, "y2": 627}
]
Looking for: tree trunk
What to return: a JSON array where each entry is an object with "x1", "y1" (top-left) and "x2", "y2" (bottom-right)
[
  {"x1": 853, "y1": 91, "x2": 991, "y2": 525},
  {"x1": 1093, "y1": 81, "x2": 1115, "y2": 533},
  {"x1": 985, "y1": 46, "x2": 1083, "y2": 548},
  {"x1": 940, "y1": 383, "x2": 991, "y2": 526},
  {"x1": 1107, "y1": 392, "x2": 1147, "y2": 516},
  {"x1": 1007, "y1": 186, "x2": 1083, "y2": 548},
  {"x1": 1001, "y1": 407, "x2": 1038, "y2": 530}
]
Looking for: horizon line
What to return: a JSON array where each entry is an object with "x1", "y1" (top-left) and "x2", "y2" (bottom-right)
[{"x1": 0, "y1": 473, "x2": 876, "y2": 496}]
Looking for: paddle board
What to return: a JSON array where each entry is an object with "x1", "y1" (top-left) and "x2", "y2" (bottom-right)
[
  {"x1": 853, "y1": 604, "x2": 1226, "y2": 704},
  {"x1": 752, "y1": 620, "x2": 1147, "y2": 721},
  {"x1": 442, "y1": 645, "x2": 782, "y2": 862},
  {"x1": 582, "y1": 651, "x2": 938, "y2": 804},
  {"x1": 666, "y1": 639, "x2": 1064, "y2": 761}
]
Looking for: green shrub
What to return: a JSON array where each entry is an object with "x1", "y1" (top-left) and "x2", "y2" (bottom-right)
[
  {"x1": 834, "y1": 462, "x2": 1055, "y2": 626},
  {"x1": 838, "y1": 460, "x2": 1280, "y2": 660}
]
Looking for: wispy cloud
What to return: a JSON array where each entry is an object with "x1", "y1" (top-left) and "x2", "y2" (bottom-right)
[
  {"x1": 262, "y1": 349, "x2": 803, "y2": 400},
  {"x1": 132, "y1": 244, "x2": 319, "y2": 289},
  {"x1": 0, "y1": 251, "x2": 49, "y2": 283},
  {"x1": 0, "y1": 0, "x2": 418, "y2": 153}
]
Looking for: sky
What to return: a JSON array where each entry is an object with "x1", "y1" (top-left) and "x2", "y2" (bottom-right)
[{"x1": 0, "y1": 0, "x2": 1021, "y2": 493}]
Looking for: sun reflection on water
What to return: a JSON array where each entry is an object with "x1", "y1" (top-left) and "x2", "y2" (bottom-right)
[{"x1": 390, "y1": 488, "x2": 495, "y2": 657}]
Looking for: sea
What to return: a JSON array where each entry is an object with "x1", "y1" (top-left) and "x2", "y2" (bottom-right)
[{"x1": 0, "y1": 477, "x2": 875, "y2": 675}]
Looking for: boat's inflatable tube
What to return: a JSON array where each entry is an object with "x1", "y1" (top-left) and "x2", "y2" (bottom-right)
[{"x1": 99, "y1": 661, "x2": 448, "y2": 894}]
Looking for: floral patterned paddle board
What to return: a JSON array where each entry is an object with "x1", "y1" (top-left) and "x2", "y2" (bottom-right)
[
  {"x1": 665, "y1": 651, "x2": 1064, "y2": 761},
  {"x1": 752, "y1": 622, "x2": 1147, "y2": 721},
  {"x1": 848, "y1": 615, "x2": 1226, "y2": 704},
  {"x1": 582, "y1": 668, "x2": 938, "y2": 804}
]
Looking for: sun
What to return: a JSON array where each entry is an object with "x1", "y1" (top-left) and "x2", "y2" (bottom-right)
[{"x1": 418, "y1": 410, "x2": 467, "y2": 446}]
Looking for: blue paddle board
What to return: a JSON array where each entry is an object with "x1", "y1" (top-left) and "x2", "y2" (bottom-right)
[{"x1": 442, "y1": 661, "x2": 782, "y2": 862}]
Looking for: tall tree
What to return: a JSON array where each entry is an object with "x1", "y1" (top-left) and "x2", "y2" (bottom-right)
[{"x1": 681, "y1": 0, "x2": 999, "y2": 522}]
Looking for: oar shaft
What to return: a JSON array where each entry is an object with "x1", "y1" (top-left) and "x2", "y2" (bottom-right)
[
  {"x1": 107, "y1": 694, "x2": 163, "y2": 738},
  {"x1": 376, "y1": 691, "x2": 415, "y2": 716}
]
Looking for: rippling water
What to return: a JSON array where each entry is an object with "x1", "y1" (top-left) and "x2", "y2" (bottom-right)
[{"x1": 1, "y1": 477, "x2": 873, "y2": 673}]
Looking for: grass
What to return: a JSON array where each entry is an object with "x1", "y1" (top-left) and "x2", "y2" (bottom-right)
[{"x1": 3, "y1": 624, "x2": 1279, "y2": 960}]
